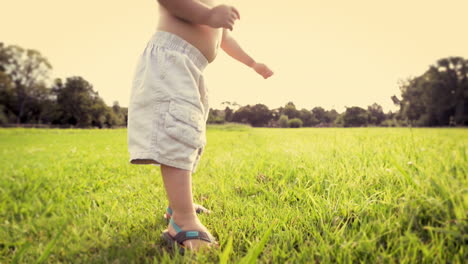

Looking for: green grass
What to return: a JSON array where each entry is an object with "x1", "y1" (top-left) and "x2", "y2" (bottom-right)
[{"x1": 0, "y1": 126, "x2": 467, "y2": 263}]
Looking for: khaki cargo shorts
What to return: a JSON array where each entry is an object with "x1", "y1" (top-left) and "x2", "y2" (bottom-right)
[{"x1": 127, "y1": 31, "x2": 209, "y2": 173}]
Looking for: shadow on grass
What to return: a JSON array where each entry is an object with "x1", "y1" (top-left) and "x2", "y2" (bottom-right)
[
  {"x1": 66, "y1": 218, "x2": 175, "y2": 263},
  {"x1": 62, "y1": 217, "x2": 220, "y2": 264}
]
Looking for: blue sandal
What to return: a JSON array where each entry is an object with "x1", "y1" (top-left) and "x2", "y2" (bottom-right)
[{"x1": 161, "y1": 218, "x2": 217, "y2": 254}]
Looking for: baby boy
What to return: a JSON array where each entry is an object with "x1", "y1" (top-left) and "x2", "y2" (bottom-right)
[{"x1": 127, "y1": 0, "x2": 273, "y2": 252}]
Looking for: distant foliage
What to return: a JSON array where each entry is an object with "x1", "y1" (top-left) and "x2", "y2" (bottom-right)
[
  {"x1": 299, "y1": 108, "x2": 317, "y2": 126},
  {"x1": 212, "y1": 57, "x2": 467, "y2": 127},
  {"x1": 0, "y1": 42, "x2": 127, "y2": 127},
  {"x1": 278, "y1": 115, "x2": 289, "y2": 128},
  {"x1": 288, "y1": 118, "x2": 303, "y2": 128},
  {"x1": 343, "y1": 106, "x2": 368, "y2": 127},
  {"x1": 232, "y1": 104, "x2": 272, "y2": 127},
  {"x1": 0, "y1": 43, "x2": 52, "y2": 124},
  {"x1": 1, "y1": 42, "x2": 465, "y2": 128},
  {"x1": 393, "y1": 57, "x2": 468, "y2": 126},
  {"x1": 283, "y1": 102, "x2": 301, "y2": 119},
  {"x1": 208, "y1": 108, "x2": 225, "y2": 124},
  {"x1": 367, "y1": 103, "x2": 386, "y2": 125}
]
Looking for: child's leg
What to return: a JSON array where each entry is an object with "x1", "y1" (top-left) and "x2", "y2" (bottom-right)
[{"x1": 160, "y1": 164, "x2": 213, "y2": 250}]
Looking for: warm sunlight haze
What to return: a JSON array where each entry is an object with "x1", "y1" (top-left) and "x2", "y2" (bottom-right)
[
  {"x1": 1, "y1": 0, "x2": 467, "y2": 112},
  {"x1": 1, "y1": 1, "x2": 467, "y2": 262}
]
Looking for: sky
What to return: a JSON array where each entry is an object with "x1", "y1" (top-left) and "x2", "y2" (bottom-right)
[{"x1": 1, "y1": 0, "x2": 468, "y2": 112}]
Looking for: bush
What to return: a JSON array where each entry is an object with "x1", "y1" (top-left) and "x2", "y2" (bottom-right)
[
  {"x1": 0, "y1": 111, "x2": 8, "y2": 125},
  {"x1": 279, "y1": 115, "x2": 289, "y2": 128},
  {"x1": 381, "y1": 119, "x2": 397, "y2": 127},
  {"x1": 0, "y1": 105, "x2": 15, "y2": 124},
  {"x1": 333, "y1": 114, "x2": 344, "y2": 127},
  {"x1": 343, "y1": 106, "x2": 368, "y2": 127},
  {"x1": 288, "y1": 118, "x2": 303, "y2": 128}
]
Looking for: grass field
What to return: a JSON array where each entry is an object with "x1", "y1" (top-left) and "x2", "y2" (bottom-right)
[{"x1": 0, "y1": 125, "x2": 466, "y2": 263}]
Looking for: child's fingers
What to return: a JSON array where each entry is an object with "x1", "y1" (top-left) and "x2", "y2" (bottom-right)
[
  {"x1": 253, "y1": 63, "x2": 273, "y2": 78},
  {"x1": 264, "y1": 69, "x2": 273, "y2": 79},
  {"x1": 231, "y1": 7, "x2": 240, "y2": 20},
  {"x1": 231, "y1": 13, "x2": 238, "y2": 21}
]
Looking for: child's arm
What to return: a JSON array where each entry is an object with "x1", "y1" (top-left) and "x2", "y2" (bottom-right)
[
  {"x1": 221, "y1": 29, "x2": 274, "y2": 79},
  {"x1": 157, "y1": 0, "x2": 240, "y2": 30}
]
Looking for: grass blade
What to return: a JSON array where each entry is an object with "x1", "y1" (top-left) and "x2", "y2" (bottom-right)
[
  {"x1": 35, "y1": 222, "x2": 67, "y2": 264},
  {"x1": 11, "y1": 242, "x2": 31, "y2": 264},
  {"x1": 219, "y1": 235, "x2": 234, "y2": 264},
  {"x1": 239, "y1": 220, "x2": 277, "y2": 264}
]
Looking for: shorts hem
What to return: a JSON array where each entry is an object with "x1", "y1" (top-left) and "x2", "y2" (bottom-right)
[{"x1": 129, "y1": 152, "x2": 195, "y2": 172}]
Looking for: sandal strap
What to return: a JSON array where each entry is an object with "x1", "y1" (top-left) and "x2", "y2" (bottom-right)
[
  {"x1": 169, "y1": 219, "x2": 214, "y2": 244},
  {"x1": 166, "y1": 207, "x2": 173, "y2": 216},
  {"x1": 170, "y1": 218, "x2": 182, "y2": 233},
  {"x1": 173, "y1": 230, "x2": 214, "y2": 244}
]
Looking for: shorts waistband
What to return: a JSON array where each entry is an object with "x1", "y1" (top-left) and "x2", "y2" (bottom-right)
[{"x1": 150, "y1": 31, "x2": 209, "y2": 71}]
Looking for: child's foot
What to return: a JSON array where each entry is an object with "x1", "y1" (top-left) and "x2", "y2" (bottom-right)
[
  {"x1": 164, "y1": 203, "x2": 210, "y2": 220},
  {"x1": 163, "y1": 214, "x2": 217, "y2": 252}
]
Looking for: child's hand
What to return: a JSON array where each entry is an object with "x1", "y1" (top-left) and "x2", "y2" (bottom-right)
[
  {"x1": 252, "y1": 63, "x2": 274, "y2": 79},
  {"x1": 207, "y1": 5, "x2": 240, "y2": 31}
]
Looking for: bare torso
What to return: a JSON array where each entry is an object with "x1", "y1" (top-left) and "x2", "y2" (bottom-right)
[{"x1": 157, "y1": 0, "x2": 222, "y2": 63}]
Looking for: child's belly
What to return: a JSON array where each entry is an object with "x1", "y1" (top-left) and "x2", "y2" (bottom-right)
[{"x1": 157, "y1": 7, "x2": 222, "y2": 63}]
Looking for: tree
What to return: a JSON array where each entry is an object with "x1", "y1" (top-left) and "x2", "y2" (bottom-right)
[
  {"x1": 391, "y1": 95, "x2": 401, "y2": 107},
  {"x1": 0, "y1": 71, "x2": 15, "y2": 123},
  {"x1": 325, "y1": 109, "x2": 339, "y2": 124},
  {"x1": 224, "y1": 106, "x2": 233, "y2": 122},
  {"x1": 367, "y1": 103, "x2": 385, "y2": 125},
  {"x1": 232, "y1": 105, "x2": 251, "y2": 124},
  {"x1": 53, "y1": 76, "x2": 107, "y2": 127},
  {"x1": 26, "y1": 83, "x2": 53, "y2": 124},
  {"x1": 380, "y1": 111, "x2": 398, "y2": 127},
  {"x1": 398, "y1": 57, "x2": 468, "y2": 126},
  {"x1": 299, "y1": 108, "x2": 318, "y2": 127},
  {"x1": 110, "y1": 101, "x2": 127, "y2": 126},
  {"x1": 112, "y1": 101, "x2": 121, "y2": 115},
  {"x1": 278, "y1": 114, "x2": 289, "y2": 128},
  {"x1": 288, "y1": 118, "x2": 303, "y2": 128},
  {"x1": 311, "y1": 107, "x2": 327, "y2": 123},
  {"x1": 250, "y1": 104, "x2": 273, "y2": 126},
  {"x1": 232, "y1": 104, "x2": 273, "y2": 127},
  {"x1": 334, "y1": 113, "x2": 345, "y2": 127},
  {"x1": 311, "y1": 107, "x2": 339, "y2": 125},
  {"x1": 208, "y1": 108, "x2": 225, "y2": 124},
  {"x1": 120, "y1": 107, "x2": 128, "y2": 126},
  {"x1": 270, "y1": 108, "x2": 281, "y2": 123},
  {"x1": 343, "y1": 106, "x2": 368, "y2": 127},
  {"x1": 0, "y1": 43, "x2": 52, "y2": 123},
  {"x1": 282, "y1": 101, "x2": 300, "y2": 119},
  {"x1": 104, "y1": 107, "x2": 119, "y2": 128},
  {"x1": 90, "y1": 97, "x2": 109, "y2": 128},
  {"x1": 0, "y1": 44, "x2": 15, "y2": 123}
]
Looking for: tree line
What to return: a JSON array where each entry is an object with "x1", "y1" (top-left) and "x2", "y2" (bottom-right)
[
  {"x1": 208, "y1": 101, "x2": 396, "y2": 127},
  {"x1": 0, "y1": 43, "x2": 126, "y2": 127},
  {"x1": 209, "y1": 57, "x2": 467, "y2": 127},
  {"x1": 1, "y1": 42, "x2": 466, "y2": 128}
]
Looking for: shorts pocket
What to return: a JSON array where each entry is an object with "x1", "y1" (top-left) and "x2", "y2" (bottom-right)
[{"x1": 164, "y1": 100, "x2": 206, "y2": 149}]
